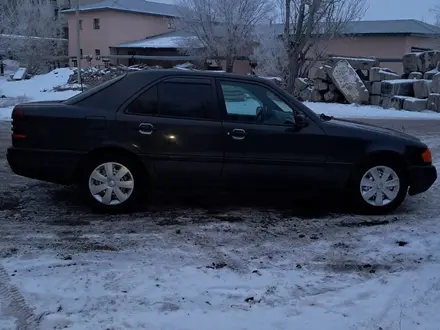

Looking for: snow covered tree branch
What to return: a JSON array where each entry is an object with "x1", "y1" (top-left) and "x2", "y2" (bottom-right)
[
  {"x1": 253, "y1": 0, "x2": 367, "y2": 93},
  {"x1": 0, "y1": 0, "x2": 66, "y2": 74},
  {"x1": 173, "y1": 0, "x2": 276, "y2": 72},
  {"x1": 250, "y1": 27, "x2": 289, "y2": 82}
]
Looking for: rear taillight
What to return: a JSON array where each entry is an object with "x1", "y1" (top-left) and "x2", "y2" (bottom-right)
[
  {"x1": 12, "y1": 133, "x2": 26, "y2": 139},
  {"x1": 11, "y1": 106, "x2": 26, "y2": 140}
]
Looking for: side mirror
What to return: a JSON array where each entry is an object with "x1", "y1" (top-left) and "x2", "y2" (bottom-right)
[{"x1": 294, "y1": 113, "x2": 308, "y2": 128}]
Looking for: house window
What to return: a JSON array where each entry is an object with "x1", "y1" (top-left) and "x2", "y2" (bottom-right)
[
  {"x1": 62, "y1": 27, "x2": 68, "y2": 39},
  {"x1": 95, "y1": 49, "x2": 101, "y2": 56},
  {"x1": 79, "y1": 20, "x2": 82, "y2": 30},
  {"x1": 93, "y1": 18, "x2": 100, "y2": 30}
]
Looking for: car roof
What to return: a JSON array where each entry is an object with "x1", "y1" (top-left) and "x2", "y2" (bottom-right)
[{"x1": 126, "y1": 69, "x2": 271, "y2": 84}]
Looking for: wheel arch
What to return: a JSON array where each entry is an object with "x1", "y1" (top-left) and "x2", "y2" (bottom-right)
[
  {"x1": 71, "y1": 145, "x2": 149, "y2": 183},
  {"x1": 345, "y1": 148, "x2": 409, "y2": 189}
]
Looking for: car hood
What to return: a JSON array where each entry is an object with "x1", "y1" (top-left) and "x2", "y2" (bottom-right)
[{"x1": 325, "y1": 117, "x2": 421, "y2": 142}]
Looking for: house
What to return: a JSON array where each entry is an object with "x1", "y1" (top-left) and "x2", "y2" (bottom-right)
[
  {"x1": 53, "y1": 0, "x2": 103, "y2": 38},
  {"x1": 62, "y1": 0, "x2": 440, "y2": 74},
  {"x1": 61, "y1": 0, "x2": 252, "y2": 72},
  {"x1": 61, "y1": 0, "x2": 181, "y2": 66},
  {"x1": 294, "y1": 19, "x2": 440, "y2": 74}
]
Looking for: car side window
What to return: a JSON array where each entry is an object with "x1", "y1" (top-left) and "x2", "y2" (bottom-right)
[
  {"x1": 125, "y1": 85, "x2": 158, "y2": 115},
  {"x1": 219, "y1": 81, "x2": 295, "y2": 125},
  {"x1": 158, "y1": 81, "x2": 214, "y2": 120}
]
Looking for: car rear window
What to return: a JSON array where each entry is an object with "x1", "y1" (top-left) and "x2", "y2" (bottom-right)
[{"x1": 63, "y1": 73, "x2": 127, "y2": 105}]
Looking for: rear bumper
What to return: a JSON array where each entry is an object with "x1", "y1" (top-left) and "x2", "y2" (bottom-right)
[
  {"x1": 7, "y1": 147, "x2": 84, "y2": 184},
  {"x1": 408, "y1": 164, "x2": 437, "y2": 196}
]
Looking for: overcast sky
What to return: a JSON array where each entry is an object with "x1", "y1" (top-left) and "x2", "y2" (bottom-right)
[
  {"x1": 153, "y1": 0, "x2": 438, "y2": 24},
  {"x1": 363, "y1": 0, "x2": 437, "y2": 23}
]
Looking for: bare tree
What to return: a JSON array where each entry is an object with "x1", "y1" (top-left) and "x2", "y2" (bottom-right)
[
  {"x1": 0, "y1": 0, "x2": 66, "y2": 74},
  {"x1": 253, "y1": 0, "x2": 367, "y2": 93},
  {"x1": 174, "y1": 0, "x2": 275, "y2": 72},
  {"x1": 431, "y1": 5, "x2": 440, "y2": 26}
]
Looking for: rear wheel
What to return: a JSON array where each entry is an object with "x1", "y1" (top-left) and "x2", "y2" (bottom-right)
[
  {"x1": 79, "y1": 154, "x2": 145, "y2": 213},
  {"x1": 348, "y1": 160, "x2": 408, "y2": 214}
]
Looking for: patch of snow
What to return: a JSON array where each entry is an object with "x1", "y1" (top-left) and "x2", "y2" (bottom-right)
[
  {"x1": 53, "y1": 83, "x2": 84, "y2": 91},
  {"x1": 12, "y1": 68, "x2": 27, "y2": 80},
  {"x1": 0, "y1": 68, "x2": 80, "y2": 121},
  {"x1": 0, "y1": 317, "x2": 15, "y2": 330},
  {"x1": 119, "y1": 36, "x2": 202, "y2": 49},
  {"x1": 382, "y1": 79, "x2": 415, "y2": 84},
  {"x1": 259, "y1": 76, "x2": 283, "y2": 82},
  {"x1": 0, "y1": 107, "x2": 13, "y2": 121},
  {"x1": 0, "y1": 33, "x2": 67, "y2": 42},
  {"x1": 378, "y1": 70, "x2": 399, "y2": 77},
  {"x1": 391, "y1": 96, "x2": 423, "y2": 101},
  {"x1": 305, "y1": 102, "x2": 440, "y2": 119},
  {"x1": 331, "y1": 56, "x2": 377, "y2": 62}
]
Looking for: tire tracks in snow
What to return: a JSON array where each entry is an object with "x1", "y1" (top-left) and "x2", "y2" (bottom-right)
[{"x1": 0, "y1": 263, "x2": 40, "y2": 330}]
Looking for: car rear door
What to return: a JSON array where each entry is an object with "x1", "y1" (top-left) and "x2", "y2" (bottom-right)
[
  {"x1": 216, "y1": 78, "x2": 328, "y2": 191},
  {"x1": 116, "y1": 76, "x2": 224, "y2": 188}
]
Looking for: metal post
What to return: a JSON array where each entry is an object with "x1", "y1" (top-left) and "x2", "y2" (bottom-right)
[{"x1": 75, "y1": 0, "x2": 81, "y2": 84}]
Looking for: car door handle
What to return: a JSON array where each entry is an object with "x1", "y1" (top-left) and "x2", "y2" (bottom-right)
[
  {"x1": 138, "y1": 123, "x2": 154, "y2": 135},
  {"x1": 230, "y1": 128, "x2": 246, "y2": 140}
]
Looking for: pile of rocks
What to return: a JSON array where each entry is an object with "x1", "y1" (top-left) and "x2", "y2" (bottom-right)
[
  {"x1": 66, "y1": 62, "x2": 204, "y2": 89},
  {"x1": 68, "y1": 64, "x2": 162, "y2": 88},
  {"x1": 294, "y1": 56, "x2": 378, "y2": 104},
  {"x1": 295, "y1": 52, "x2": 440, "y2": 113},
  {"x1": 368, "y1": 51, "x2": 440, "y2": 112}
]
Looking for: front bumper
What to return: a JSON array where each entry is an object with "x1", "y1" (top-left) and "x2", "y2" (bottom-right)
[
  {"x1": 7, "y1": 147, "x2": 83, "y2": 184},
  {"x1": 408, "y1": 164, "x2": 437, "y2": 196}
]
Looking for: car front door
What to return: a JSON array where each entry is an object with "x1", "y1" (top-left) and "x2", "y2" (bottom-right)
[
  {"x1": 217, "y1": 79, "x2": 329, "y2": 191},
  {"x1": 116, "y1": 76, "x2": 224, "y2": 188}
]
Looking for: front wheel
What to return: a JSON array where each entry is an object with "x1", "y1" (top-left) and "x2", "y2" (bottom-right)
[
  {"x1": 79, "y1": 154, "x2": 145, "y2": 213},
  {"x1": 348, "y1": 161, "x2": 408, "y2": 214}
]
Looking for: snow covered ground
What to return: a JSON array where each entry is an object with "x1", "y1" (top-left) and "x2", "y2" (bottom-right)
[
  {"x1": 1, "y1": 196, "x2": 440, "y2": 330},
  {"x1": 1, "y1": 69, "x2": 440, "y2": 329},
  {"x1": 0, "y1": 133, "x2": 439, "y2": 329},
  {"x1": 305, "y1": 102, "x2": 440, "y2": 120},
  {"x1": 0, "y1": 68, "x2": 79, "y2": 120},
  {"x1": 1, "y1": 69, "x2": 440, "y2": 121}
]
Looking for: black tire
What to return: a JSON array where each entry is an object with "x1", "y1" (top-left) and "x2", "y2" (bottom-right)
[
  {"x1": 347, "y1": 158, "x2": 408, "y2": 215},
  {"x1": 78, "y1": 153, "x2": 146, "y2": 214}
]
